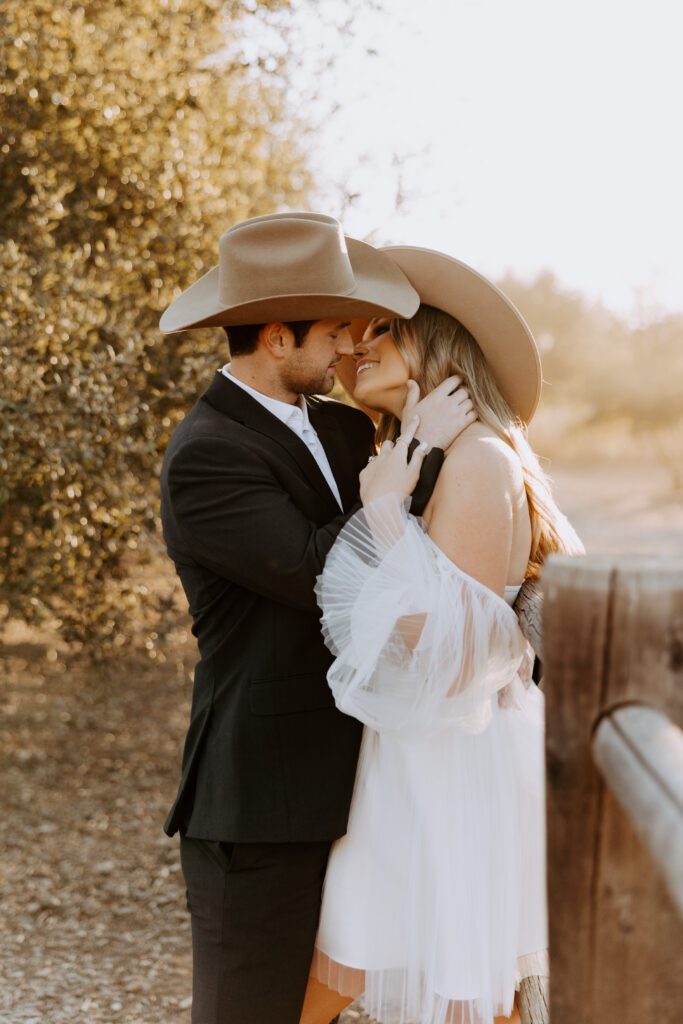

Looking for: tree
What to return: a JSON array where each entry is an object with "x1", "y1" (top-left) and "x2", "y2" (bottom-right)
[{"x1": 0, "y1": 0, "x2": 312, "y2": 651}]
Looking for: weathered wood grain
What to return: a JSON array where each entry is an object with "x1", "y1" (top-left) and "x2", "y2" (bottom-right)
[
  {"x1": 544, "y1": 555, "x2": 683, "y2": 1024},
  {"x1": 592, "y1": 703, "x2": 683, "y2": 918},
  {"x1": 518, "y1": 975, "x2": 550, "y2": 1024}
]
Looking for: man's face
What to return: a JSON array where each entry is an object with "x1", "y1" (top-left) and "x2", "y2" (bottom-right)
[{"x1": 280, "y1": 320, "x2": 354, "y2": 396}]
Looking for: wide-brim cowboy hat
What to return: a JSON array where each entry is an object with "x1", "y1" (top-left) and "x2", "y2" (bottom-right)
[
  {"x1": 159, "y1": 212, "x2": 420, "y2": 334},
  {"x1": 336, "y1": 248, "x2": 542, "y2": 423}
]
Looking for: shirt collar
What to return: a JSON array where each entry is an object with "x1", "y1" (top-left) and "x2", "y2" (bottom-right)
[{"x1": 221, "y1": 364, "x2": 310, "y2": 432}]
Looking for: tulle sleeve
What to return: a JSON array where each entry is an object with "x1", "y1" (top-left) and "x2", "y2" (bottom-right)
[{"x1": 314, "y1": 493, "x2": 528, "y2": 735}]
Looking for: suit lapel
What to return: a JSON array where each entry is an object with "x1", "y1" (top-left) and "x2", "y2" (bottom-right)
[{"x1": 200, "y1": 372, "x2": 343, "y2": 510}]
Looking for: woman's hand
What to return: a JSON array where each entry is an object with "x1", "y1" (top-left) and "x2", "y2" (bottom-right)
[{"x1": 359, "y1": 417, "x2": 429, "y2": 506}]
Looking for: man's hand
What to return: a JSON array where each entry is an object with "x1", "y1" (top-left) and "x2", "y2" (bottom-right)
[
  {"x1": 401, "y1": 377, "x2": 476, "y2": 450},
  {"x1": 359, "y1": 417, "x2": 428, "y2": 506}
]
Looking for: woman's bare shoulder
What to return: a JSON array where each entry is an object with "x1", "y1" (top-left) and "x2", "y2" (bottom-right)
[
  {"x1": 424, "y1": 425, "x2": 522, "y2": 592},
  {"x1": 423, "y1": 425, "x2": 519, "y2": 529},
  {"x1": 439, "y1": 424, "x2": 522, "y2": 492}
]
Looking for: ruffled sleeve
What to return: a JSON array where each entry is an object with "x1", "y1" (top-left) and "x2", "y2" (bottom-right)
[{"x1": 314, "y1": 494, "x2": 528, "y2": 735}]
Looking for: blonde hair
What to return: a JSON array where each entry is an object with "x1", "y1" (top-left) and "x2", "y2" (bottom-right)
[{"x1": 379, "y1": 304, "x2": 583, "y2": 580}]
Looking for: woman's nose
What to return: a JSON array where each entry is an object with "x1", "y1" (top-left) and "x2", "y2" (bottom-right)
[
  {"x1": 361, "y1": 323, "x2": 375, "y2": 345},
  {"x1": 352, "y1": 340, "x2": 367, "y2": 362},
  {"x1": 354, "y1": 328, "x2": 376, "y2": 360},
  {"x1": 335, "y1": 329, "x2": 355, "y2": 357}
]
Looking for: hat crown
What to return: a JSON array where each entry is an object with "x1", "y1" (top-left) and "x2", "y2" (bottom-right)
[
  {"x1": 218, "y1": 213, "x2": 355, "y2": 306},
  {"x1": 158, "y1": 211, "x2": 420, "y2": 335}
]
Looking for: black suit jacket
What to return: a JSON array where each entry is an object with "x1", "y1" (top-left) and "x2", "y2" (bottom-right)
[{"x1": 160, "y1": 371, "x2": 375, "y2": 842}]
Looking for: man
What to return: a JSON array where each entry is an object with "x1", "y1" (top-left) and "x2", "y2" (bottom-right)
[{"x1": 159, "y1": 212, "x2": 473, "y2": 1024}]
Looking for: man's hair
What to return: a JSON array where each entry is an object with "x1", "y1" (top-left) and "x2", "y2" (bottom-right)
[{"x1": 224, "y1": 321, "x2": 316, "y2": 357}]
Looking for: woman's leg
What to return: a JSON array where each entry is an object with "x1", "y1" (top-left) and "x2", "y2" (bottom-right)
[
  {"x1": 301, "y1": 975, "x2": 521, "y2": 1024},
  {"x1": 299, "y1": 975, "x2": 356, "y2": 1024},
  {"x1": 494, "y1": 992, "x2": 521, "y2": 1023}
]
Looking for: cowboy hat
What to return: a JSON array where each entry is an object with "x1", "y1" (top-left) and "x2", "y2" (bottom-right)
[
  {"x1": 159, "y1": 212, "x2": 420, "y2": 334},
  {"x1": 336, "y1": 250, "x2": 542, "y2": 423},
  {"x1": 380, "y1": 247, "x2": 542, "y2": 422}
]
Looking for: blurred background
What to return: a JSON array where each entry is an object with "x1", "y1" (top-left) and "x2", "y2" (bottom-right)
[{"x1": 1, "y1": 0, "x2": 681, "y2": 1020}]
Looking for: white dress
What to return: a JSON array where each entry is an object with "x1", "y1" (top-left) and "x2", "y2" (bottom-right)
[{"x1": 311, "y1": 496, "x2": 548, "y2": 1024}]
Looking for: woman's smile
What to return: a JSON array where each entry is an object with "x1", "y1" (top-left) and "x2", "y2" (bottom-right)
[{"x1": 352, "y1": 318, "x2": 411, "y2": 416}]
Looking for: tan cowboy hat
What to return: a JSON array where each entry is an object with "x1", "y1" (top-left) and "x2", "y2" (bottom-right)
[
  {"x1": 380, "y1": 247, "x2": 542, "y2": 422},
  {"x1": 159, "y1": 212, "x2": 420, "y2": 334},
  {"x1": 336, "y1": 250, "x2": 542, "y2": 423}
]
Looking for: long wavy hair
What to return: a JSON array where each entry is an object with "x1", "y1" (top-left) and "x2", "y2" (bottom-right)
[{"x1": 378, "y1": 304, "x2": 584, "y2": 579}]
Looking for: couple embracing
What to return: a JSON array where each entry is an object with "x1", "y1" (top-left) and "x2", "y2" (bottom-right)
[{"x1": 159, "y1": 212, "x2": 581, "y2": 1024}]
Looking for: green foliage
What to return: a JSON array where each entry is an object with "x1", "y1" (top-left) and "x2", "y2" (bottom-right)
[
  {"x1": 0, "y1": 0, "x2": 312, "y2": 650},
  {"x1": 2, "y1": 0, "x2": 680, "y2": 652}
]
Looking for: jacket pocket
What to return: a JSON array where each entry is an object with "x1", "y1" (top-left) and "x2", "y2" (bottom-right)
[{"x1": 249, "y1": 673, "x2": 335, "y2": 716}]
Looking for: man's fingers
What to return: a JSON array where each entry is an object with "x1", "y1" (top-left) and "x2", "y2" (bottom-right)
[
  {"x1": 397, "y1": 415, "x2": 420, "y2": 449},
  {"x1": 435, "y1": 374, "x2": 463, "y2": 395},
  {"x1": 408, "y1": 439, "x2": 429, "y2": 468},
  {"x1": 450, "y1": 385, "x2": 471, "y2": 406},
  {"x1": 403, "y1": 380, "x2": 420, "y2": 418}
]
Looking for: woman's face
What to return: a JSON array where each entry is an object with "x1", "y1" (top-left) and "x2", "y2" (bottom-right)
[{"x1": 352, "y1": 318, "x2": 411, "y2": 416}]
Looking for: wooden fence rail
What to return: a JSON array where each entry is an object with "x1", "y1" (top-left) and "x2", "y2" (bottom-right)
[
  {"x1": 592, "y1": 703, "x2": 683, "y2": 920},
  {"x1": 543, "y1": 555, "x2": 683, "y2": 1024}
]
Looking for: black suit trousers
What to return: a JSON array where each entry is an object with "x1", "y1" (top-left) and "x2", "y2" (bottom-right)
[{"x1": 180, "y1": 835, "x2": 333, "y2": 1024}]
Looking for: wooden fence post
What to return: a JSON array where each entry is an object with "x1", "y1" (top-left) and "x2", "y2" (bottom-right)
[{"x1": 543, "y1": 555, "x2": 683, "y2": 1024}]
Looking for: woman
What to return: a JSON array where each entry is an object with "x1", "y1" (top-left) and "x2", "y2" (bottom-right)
[{"x1": 300, "y1": 247, "x2": 583, "y2": 1024}]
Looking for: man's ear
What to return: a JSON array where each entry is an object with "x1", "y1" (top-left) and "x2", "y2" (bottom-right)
[{"x1": 261, "y1": 322, "x2": 294, "y2": 360}]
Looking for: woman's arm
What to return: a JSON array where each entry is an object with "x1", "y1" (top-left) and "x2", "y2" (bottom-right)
[
  {"x1": 393, "y1": 435, "x2": 518, "y2": 654},
  {"x1": 355, "y1": 426, "x2": 520, "y2": 649},
  {"x1": 315, "y1": 477, "x2": 528, "y2": 734}
]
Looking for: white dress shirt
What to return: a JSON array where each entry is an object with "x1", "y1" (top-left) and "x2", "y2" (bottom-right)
[{"x1": 221, "y1": 364, "x2": 344, "y2": 510}]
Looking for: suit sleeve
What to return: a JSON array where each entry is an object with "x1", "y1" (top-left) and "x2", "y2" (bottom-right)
[
  {"x1": 409, "y1": 442, "x2": 445, "y2": 516},
  {"x1": 167, "y1": 435, "x2": 357, "y2": 613}
]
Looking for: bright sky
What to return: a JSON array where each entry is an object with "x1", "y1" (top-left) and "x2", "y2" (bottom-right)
[{"x1": 297, "y1": 0, "x2": 683, "y2": 322}]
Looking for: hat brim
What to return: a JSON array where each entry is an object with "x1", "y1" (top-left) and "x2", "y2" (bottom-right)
[
  {"x1": 381, "y1": 247, "x2": 542, "y2": 423},
  {"x1": 159, "y1": 237, "x2": 419, "y2": 334}
]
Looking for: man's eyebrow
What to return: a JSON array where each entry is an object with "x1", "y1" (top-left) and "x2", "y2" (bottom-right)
[{"x1": 335, "y1": 321, "x2": 352, "y2": 330}]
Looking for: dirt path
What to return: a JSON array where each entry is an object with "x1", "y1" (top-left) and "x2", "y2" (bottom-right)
[
  {"x1": 1, "y1": 461, "x2": 679, "y2": 1022},
  {"x1": 0, "y1": 623, "x2": 371, "y2": 1024},
  {"x1": 0, "y1": 629, "x2": 194, "y2": 1023}
]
